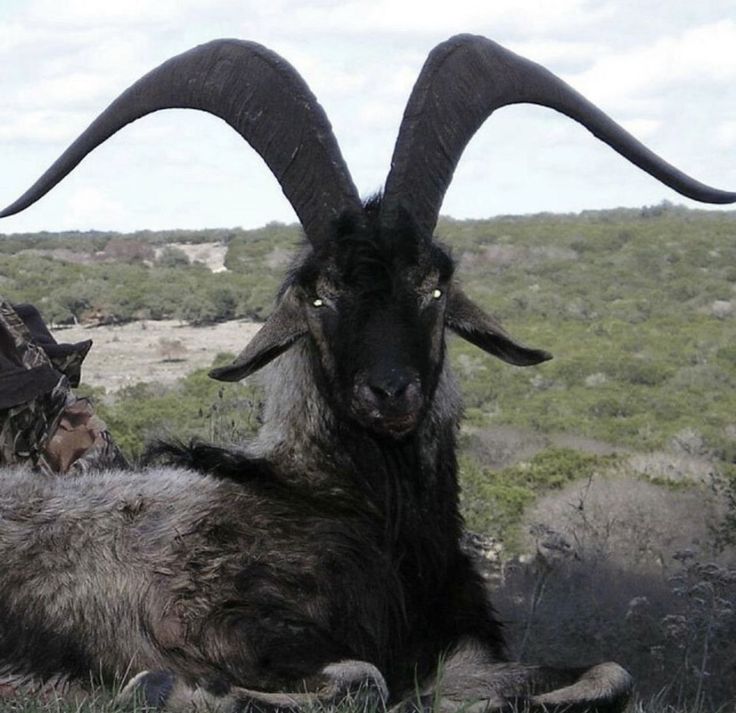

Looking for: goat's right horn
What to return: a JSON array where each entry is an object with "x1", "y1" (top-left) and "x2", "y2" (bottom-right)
[
  {"x1": 0, "y1": 40, "x2": 362, "y2": 247},
  {"x1": 382, "y1": 33, "x2": 736, "y2": 238}
]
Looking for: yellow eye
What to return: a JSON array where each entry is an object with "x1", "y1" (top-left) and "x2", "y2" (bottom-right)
[
  {"x1": 432, "y1": 288, "x2": 443, "y2": 299},
  {"x1": 312, "y1": 298, "x2": 324, "y2": 308}
]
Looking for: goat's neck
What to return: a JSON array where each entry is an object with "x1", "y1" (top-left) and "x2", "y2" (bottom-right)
[{"x1": 255, "y1": 341, "x2": 466, "y2": 572}]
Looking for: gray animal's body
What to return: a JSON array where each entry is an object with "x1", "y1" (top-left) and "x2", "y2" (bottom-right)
[
  {"x1": 0, "y1": 341, "x2": 624, "y2": 711},
  {"x1": 1, "y1": 33, "x2": 734, "y2": 712},
  {"x1": 0, "y1": 466, "x2": 379, "y2": 688}
]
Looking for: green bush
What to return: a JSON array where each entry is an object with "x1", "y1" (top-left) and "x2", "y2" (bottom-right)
[
  {"x1": 82, "y1": 355, "x2": 263, "y2": 460},
  {"x1": 459, "y1": 448, "x2": 619, "y2": 547}
]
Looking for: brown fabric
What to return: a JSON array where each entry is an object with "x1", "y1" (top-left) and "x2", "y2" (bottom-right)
[
  {"x1": 44, "y1": 399, "x2": 99, "y2": 472},
  {"x1": 44, "y1": 398, "x2": 127, "y2": 474},
  {"x1": 0, "y1": 299, "x2": 127, "y2": 473}
]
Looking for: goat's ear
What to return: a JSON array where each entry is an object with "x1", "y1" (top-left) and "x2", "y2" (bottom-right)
[
  {"x1": 446, "y1": 288, "x2": 552, "y2": 366},
  {"x1": 209, "y1": 291, "x2": 306, "y2": 382}
]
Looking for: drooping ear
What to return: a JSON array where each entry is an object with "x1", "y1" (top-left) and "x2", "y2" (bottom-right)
[
  {"x1": 446, "y1": 288, "x2": 552, "y2": 366},
  {"x1": 209, "y1": 291, "x2": 306, "y2": 382}
]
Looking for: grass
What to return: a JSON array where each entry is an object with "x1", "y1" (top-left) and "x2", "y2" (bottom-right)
[{"x1": 0, "y1": 688, "x2": 730, "y2": 713}]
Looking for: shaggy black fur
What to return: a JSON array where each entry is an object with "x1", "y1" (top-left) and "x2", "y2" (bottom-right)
[
  {"x1": 145, "y1": 440, "x2": 278, "y2": 487},
  {"x1": 149, "y1": 429, "x2": 505, "y2": 697},
  {"x1": 0, "y1": 598, "x2": 94, "y2": 683}
]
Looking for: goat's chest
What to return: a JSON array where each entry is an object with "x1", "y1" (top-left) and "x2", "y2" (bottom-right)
[
  {"x1": 304, "y1": 488, "x2": 461, "y2": 661},
  {"x1": 170, "y1": 474, "x2": 472, "y2": 692}
]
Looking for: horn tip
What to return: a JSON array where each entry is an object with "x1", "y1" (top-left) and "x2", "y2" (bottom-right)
[{"x1": 209, "y1": 365, "x2": 245, "y2": 382}]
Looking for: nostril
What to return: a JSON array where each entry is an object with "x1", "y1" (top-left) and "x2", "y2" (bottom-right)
[
  {"x1": 368, "y1": 384, "x2": 386, "y2": 400},
  {"x1": 369, "y1": 377, "x2": 410, "y2": 400}
]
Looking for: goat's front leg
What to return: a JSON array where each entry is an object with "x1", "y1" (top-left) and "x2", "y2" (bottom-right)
[
  {"x1": 401, "y1": 640, "x2": 632, "y2": 713},
  {"x1": 119, "y1": 660, "x2": 389, "y2": 712}
]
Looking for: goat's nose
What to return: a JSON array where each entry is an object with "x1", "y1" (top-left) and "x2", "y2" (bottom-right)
[{"x1": 367, "y1": 371, "x2": 419, "y2": 402}]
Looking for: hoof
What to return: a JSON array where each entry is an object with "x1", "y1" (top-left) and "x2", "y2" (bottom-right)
[
  {"x1": 322, "y1": 660, "x2": 389, "y2": 708},
  {"x1": 118, "y1": 670, "x2": 176, "y2": 709}
]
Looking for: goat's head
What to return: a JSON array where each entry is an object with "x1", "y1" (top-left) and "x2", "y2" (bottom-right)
[
  {"x1": 212, "y1": 197, "x2": 548, "y2": 439},
  {"x1": 2, "y1": 35, "x2": 734, "y2": 439}
]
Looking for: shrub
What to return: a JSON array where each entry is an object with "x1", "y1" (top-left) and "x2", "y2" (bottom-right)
[
  {"x1": 459, "y1": 448, "x2": 619, "y2": 548},
  {"x1": 83, "y1": 355, "x2": 263, "y2": 459},
  {"x1": 155, "y1": 246, "x2": 190, "y2": 267},
  {"x1": 495, "y1": 474, "x2": 736, "y2": 709}
]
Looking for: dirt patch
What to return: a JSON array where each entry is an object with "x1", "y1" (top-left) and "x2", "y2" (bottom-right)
[
  {"x1": 51, "y1": 319, "x2": 259, "y2": 393},
  {"x1": 154, "y1": 242, "x2": 228, "y2": 272},
  {"x1": 16, "y1": 241, "x2": 229, "y2": 272}
]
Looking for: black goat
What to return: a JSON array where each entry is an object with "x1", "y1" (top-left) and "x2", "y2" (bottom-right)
[{"x1": 0, "y1": 35, "x2": 734, "y2": 712}]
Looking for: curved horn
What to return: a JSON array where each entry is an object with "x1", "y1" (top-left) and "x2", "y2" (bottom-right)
[
  {"x1": 382, "y1": 34, "x2": 736, "y2": 237},
  {"x1": 0, "y1": 39, "x2": 362, "y2": 246}
]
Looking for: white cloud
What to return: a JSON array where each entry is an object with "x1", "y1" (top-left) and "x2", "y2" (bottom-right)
[
  {"x1": 569, "y1": 20, "x2": 736, "y2": 106},
  {"x1": 28, "y1": 0, "x2": 204, "y2": 28},
  {"x1": 57, "y1": 186, "x2": 127, "y2": 229},
  {"x1": 0, "y1": 21, "x2": 52, "y2": 53},
  {"x1": 715, "y1": 121, "x2": 736, "y2": 149},
  {"x1": 280, "y1": 0, "x2": 605, "y2": 38},
  {"x1": 15, "y1": 72, "x2": 111, "y2": 110},
  {"x1": 0, "y1": 110, "x2": 88, "y2": 144},
  {"x1": 511, "y1": 38, "x2": 604, "y2": 67}
]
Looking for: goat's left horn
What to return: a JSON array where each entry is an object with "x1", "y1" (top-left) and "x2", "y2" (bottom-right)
[
  {"x1": 0, "y1": 40, "x2": 362, "y2": 246},
  {"x1": 382, "y1": 33, "x2": 736, "y2": 237}
]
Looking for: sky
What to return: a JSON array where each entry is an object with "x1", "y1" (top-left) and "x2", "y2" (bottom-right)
[{"x1": 0, "y1": 0, "x2": 734, "y2": 234}]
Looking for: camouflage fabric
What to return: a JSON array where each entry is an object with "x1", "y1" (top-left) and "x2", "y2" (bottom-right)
[{"x1": 0, "y1": 299, "x2": 127, "y2": 474}]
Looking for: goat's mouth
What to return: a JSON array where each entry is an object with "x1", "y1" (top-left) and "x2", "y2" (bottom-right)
[
  {"x1": 350, "y1": 377, "x2": 425, "y2": 438},
  {"x1": 352, "y1": 405, "x2": 423, "y2": 439},
  {"x1": 373, "y1": 412, "x2": 420, "y2": 438}
]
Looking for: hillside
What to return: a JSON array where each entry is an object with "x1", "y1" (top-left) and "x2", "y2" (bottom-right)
[{"x1": 3, "y1": 202, "x2": 735, "y2": 457}]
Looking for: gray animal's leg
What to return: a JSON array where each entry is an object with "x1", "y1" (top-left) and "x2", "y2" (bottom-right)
[
  {"x1": 528, "y1": 662, "x2": 633, "y2": 713},
  {"x1": 317, "y1": 661, "x2": 389, "y2": 708},
  {"x1": 119, "y1": 660, "x2": 389, "y2": 711},
  {"x1": 403, "y1": 641, "x2": 632, "y2": 713}
]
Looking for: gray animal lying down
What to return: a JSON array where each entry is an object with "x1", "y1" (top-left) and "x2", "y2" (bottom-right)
[
  {"x1": 1, "y1": 32, "x2": 734, "y2": 712},
  {"x1": 0, "y1": 461, "x2": 629, "y2": 711}
]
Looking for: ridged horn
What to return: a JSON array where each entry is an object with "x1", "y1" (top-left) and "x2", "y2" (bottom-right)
[
  {"x1": 382, "y1": 33, "x2": 736, "y2": 237},
  {"x1": 0, "y1": 39, "x2": 362, "y2": 246}
]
